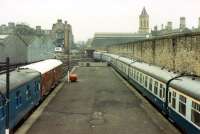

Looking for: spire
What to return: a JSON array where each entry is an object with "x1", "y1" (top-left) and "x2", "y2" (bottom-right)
[
  {"x1": 140, "y1": 7, "x2": 148, "y2": 16},
  {"x1": 139, "y1": 7, "x2": 149, "y2": 33}
]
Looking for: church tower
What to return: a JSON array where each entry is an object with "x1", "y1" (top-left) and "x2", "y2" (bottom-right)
[{"x1": 139, "y1": 7, "x2": 149, "y2": 33}]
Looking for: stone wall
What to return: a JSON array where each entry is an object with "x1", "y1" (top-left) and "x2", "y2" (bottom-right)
[{"x1": 108, "y1": 32, "x2": 200, "y2": 76}]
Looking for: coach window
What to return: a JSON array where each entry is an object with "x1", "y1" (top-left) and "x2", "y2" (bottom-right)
[
  {"x1": 163, "y1": 87, "x2": 166, "y2": 99},
  {"x1": 172, "y1": 91, "x2": 176, "y2": 109},
  {"x1": 149, "y1": 78, "x2": 153, "y2": 91},
  {"x1": 142, "y1": 75, "x2": 145, "y2": 85},
  {"x1": 154, "y1": 81, "x2": 158, "y2": 95},
  {"x1": 136, "y1": 71, "x2": 139, "y2": 81},
  {"x1": 16, "y1": 91, "x2": 22, "y2": 107},
  {"x1": 0, "y1": 99, "x2": 5, "y2": 118},
  {"x1": 124, "y1": 65, "x2": 126, "y2": 72},
  {"x1": 169, "y1": 91, "x2": 172, "y2": 104},
  {"x1": 26, "y1": 85, "x2": 31, "y2": 100},
  {"x1": 139, "y1": 73, "x2": 142, "y2": 84},
  {"x1": 145, "y1": 76, "x2": 148, "y2": 88},
  {"x1": 191, "y1": 101, "x2": 200, "y2": 127},
  {"x1": 134, "y1": 70, "x2": 137, "y2": 79},
  {"x1": 34, "y1": 82, "x2": 39, "y2": 94},
  {"x1": 131, "y1": 68, "x2": 134, "y2": 77},
  {"x1": 179, "y1": 95, "x2": 186, "y2": 116},
  {"x1": 159, "y1": 84, "x2": 163, "y2": 98}
]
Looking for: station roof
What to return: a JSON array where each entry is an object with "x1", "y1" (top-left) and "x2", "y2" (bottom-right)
[{"x1": 92, "y1": 32, "x2": 149, "y2": 48}]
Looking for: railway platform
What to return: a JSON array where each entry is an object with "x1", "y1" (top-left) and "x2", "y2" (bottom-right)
[{"x1": 16, "y1": 66, "x2": 181, "y2": 134}]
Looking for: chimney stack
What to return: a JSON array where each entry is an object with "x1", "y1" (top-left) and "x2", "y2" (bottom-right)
[
  {"x1": 167, "y1": 21, "x2": 172, "y2": 30},
  {"x1": 57, "y1": 19, "x2": 62, "y2": 23},
  {"x1": 161, "y1": 24, "x2": 164, "y2": 30},
  {"x1": 65, "y1": 21, "x2": 67, "y2": 25},
  {"x1": 36, "y1": 26, "x2": 41, "y2": 31},
  {"x1": 180, "y1": 17, "x2": 186, "y2": 29},
  {"x1": 154, "y1": 25, "x2": 158, "y2": 31}
]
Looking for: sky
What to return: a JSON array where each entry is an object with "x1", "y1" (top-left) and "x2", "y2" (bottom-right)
[{"x1": 1, "y1": 0, "x2": 200, "y2": 42}]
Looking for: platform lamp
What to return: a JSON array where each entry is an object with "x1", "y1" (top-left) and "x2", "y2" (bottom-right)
[
  {"x1": 67, "y1": 27, "x2": 70, "y2": 83},
  {"x1": 5, "y1": 57, "x2": 10, "y2": 134},
  {"x1": 64, "y1": 22, "x2": 70, "y2": 83}
]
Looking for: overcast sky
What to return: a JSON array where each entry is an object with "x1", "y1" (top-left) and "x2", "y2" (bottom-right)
[{"x1": 1, "y1": 0, "x2": 200, "y2": 41}]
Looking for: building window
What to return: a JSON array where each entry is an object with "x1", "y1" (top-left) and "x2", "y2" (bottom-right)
[
  {"x1": 172, "y1": 91, "x2": 176, "y2": 109},
  {"x1": 149, "y1": 78, "x2": 153, "y2": 91},
  {"x1": 179, "y1": 95, "x2": 186, "y2": 116},
  {"x1": 191, "y1": 101, "x2": 200, "y2": 127}
]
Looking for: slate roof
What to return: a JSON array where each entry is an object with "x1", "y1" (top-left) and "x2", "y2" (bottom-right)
[
  {"x1": 91, "y1": 33, "x2": 149, "y2": 48},
  {"x1": 140, "y1": 7, "x2": 148, "y2": 16}
]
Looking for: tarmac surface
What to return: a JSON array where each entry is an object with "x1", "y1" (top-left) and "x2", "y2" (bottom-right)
[{"x1": 17, "y1": 66, "x2": 181, "y2": 134}]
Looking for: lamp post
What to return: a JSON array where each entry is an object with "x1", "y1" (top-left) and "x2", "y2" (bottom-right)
[
  {"x1": 64, "y1": 23, "x2": 70, "y2": 83},
  {"x1": 6, "y1": 57, "x2": 10, "y2": 134},
  {"x1": 67, "y1": 29, "x2": 70, "y2": 83}
]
